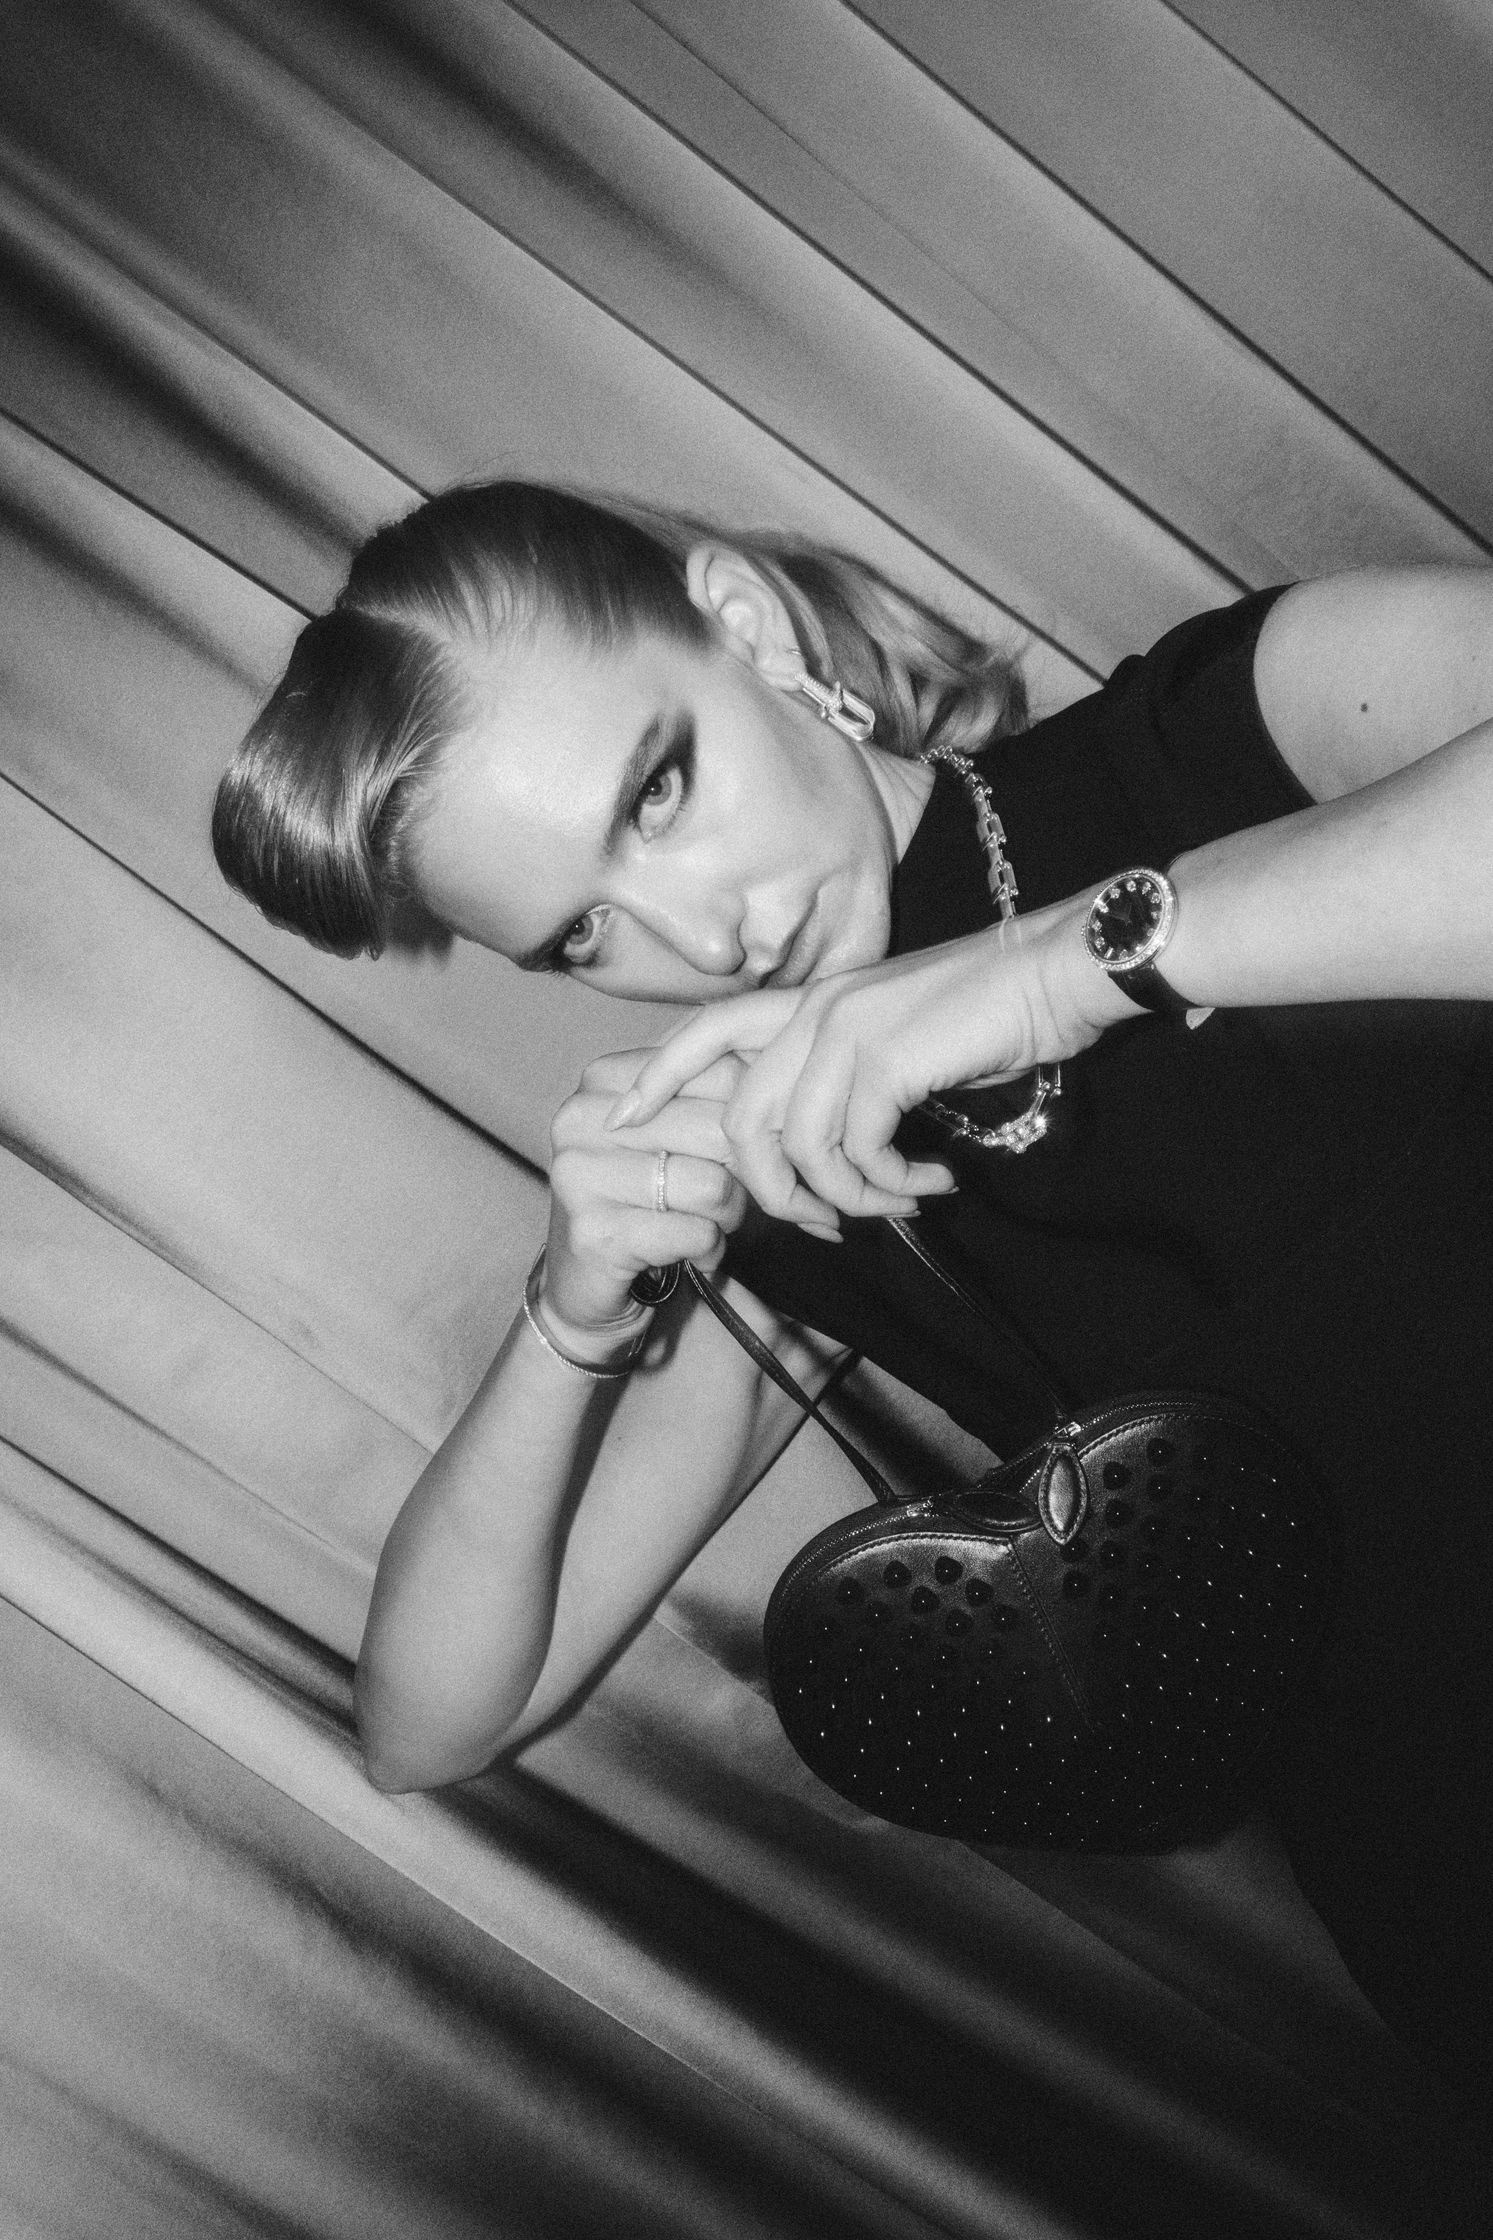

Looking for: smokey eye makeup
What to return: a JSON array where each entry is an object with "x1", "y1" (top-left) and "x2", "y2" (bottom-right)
[
  {"x1": 523, "y1": 717, "x2": 697, "y2": 975},
  {"x1": 630, "y1": 719, "x2": 695, "y2": 836}
]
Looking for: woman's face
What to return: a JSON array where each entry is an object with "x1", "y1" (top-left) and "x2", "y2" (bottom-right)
[{"x1": 409, "y1": 587, "x2": 930, "y2": 1005}]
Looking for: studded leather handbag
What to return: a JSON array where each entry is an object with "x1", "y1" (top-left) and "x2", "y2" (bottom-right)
[{"x1": 684, "y1": 1228, "x2": 1339, "y2": 1853}]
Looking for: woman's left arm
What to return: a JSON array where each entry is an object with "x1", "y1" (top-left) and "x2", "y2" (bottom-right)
[
  {"x1": 1154, "y1": 708, "x2": 1493, "y2": 1007},
  {"x1": 1162, "y1": 562, "x2": 1493, "y2": 1008},
  {"x1": 614, "y1": 566, "x2": 1493, "y2": 1220}
]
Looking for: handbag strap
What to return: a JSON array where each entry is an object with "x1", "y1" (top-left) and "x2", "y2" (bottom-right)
[
  {"x1": 681, "y1": 1265, "x2": 905, "y2": 1508},
  {"x1": 683, "y1": 1210, "x2": 1073, "y2": 1509},
  {"x1": 884, "y1": 1218, "x2": 1074, "y2": 1421}
]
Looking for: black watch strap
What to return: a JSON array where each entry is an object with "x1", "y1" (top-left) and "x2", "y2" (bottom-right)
[
  {"x1": 1109, "y1": 957, "x2": 1194, "y2": 1018},
  {"x1": 1085, "y1": 866, "x2": 1200, "y2": 1019}
]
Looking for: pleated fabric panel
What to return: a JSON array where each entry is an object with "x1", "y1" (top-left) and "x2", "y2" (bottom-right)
[
  {"x1": 0, "y1": 1444, "x2": 1451, "y2": 2240},
  {"x1": 2, "y1": 2, "x2": 1489, "y2": 2233}
]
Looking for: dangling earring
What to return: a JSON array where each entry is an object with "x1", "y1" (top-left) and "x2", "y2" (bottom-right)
[{"x1": 795, "y1": 672, "x2": 875, "y2": 743}]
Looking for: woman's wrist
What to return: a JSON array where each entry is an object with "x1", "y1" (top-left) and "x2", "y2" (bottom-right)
[
  {"x1": 1005, "y1": 890, "x2": 1138, "y2": 1050},
  {"x1": 524, "y1": 1249, "x2": 652, "y2": 1373}
]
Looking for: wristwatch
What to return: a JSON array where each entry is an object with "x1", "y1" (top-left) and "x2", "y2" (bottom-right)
[{"x1": 1082, "y1": 867, "x2": 1193, "y2": 1018}]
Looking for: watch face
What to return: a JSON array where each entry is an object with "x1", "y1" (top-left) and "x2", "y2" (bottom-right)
[{"x1": 1087, "y1": 871, "x2": 1173, "y2": 968}]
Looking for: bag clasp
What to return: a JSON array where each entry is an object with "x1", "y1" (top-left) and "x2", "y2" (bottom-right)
[{"x1": 1037, "y1": 1424, "x2": 1089, "y2": 1545}]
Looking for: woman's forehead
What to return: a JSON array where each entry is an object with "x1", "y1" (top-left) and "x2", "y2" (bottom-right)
[
  {"x1": 457, "y1": 622, "x2": 693, "y2": 791},
  {"x1": 410, "y1": 625, "x2": 696, "y2": 937}
]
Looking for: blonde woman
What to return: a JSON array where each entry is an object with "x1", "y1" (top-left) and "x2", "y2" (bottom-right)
[{"x1": 215, "y1": 483, "x2": 1493, "y2": 2112}]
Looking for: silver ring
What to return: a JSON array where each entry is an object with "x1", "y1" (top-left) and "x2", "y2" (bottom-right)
[{"x1": 653, "y1": 1148, "x2": 671, "y2": 1215}]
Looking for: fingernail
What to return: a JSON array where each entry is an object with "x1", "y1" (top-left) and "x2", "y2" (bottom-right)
[
  {"x1": 804, "y1": 1221, "x2": 842, "y2": 1244},
  {"x1": 606, "y1": 1091, "x2": 642, "y2": 1132}
]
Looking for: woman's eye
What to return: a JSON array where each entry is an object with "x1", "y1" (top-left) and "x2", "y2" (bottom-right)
[
  {"x1": 561, "y1": 909, "x2": 602, "y2": 964},
  {"x1": 635, "y1": 758, "x2": 682, "y2": 829},
  {"x1": 633, "y1": 729, "x2": 693, "y2": 836},
  {"x1": 556, "y1": 733, "x2": 691, "y2": 972}
]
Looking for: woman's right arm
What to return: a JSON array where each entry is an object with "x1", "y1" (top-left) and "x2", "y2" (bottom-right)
[{"x1": 353, "y1": 1052, "x2": 854, "y2": 1792}]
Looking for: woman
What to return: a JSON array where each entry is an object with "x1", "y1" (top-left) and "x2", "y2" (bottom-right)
[{"x1": 213, "y1": 483, "x2": 1493, "y2": 2111}]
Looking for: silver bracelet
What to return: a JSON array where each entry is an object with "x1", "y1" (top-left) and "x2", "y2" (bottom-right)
[{"x1": 521, "y1": 1250, "x2": 647, "y2": 1381}]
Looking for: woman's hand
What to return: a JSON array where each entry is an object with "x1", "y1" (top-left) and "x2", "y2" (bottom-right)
[
  {"x1": 543, "y1": 1048, "x2": 863, "y2": 1332},
  {"x1": 544, "y1": 1049, "x2": 748, "y2": 1330},
  {"x1": 607, "y1": 897, "x2": 1135, "y2": 1223}
]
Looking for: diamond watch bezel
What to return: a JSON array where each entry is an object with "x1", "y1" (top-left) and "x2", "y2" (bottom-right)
[{"x1": 1084, "y1": 868, "x2": 1178, "y2": 976}]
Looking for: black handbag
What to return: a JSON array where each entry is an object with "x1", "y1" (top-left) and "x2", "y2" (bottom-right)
[{"x1": 685, "y1": 1225, "x2": 1339, "y2": 1852}]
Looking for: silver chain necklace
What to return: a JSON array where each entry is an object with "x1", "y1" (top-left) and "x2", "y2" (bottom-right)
[{"x1": 917, "y1": 746, "x2": 1061, "y2": 1154}]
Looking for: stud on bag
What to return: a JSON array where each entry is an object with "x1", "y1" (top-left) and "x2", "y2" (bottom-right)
[{"x1": 683, "y1": 1234, "x2": 1338, "y2": 1853}]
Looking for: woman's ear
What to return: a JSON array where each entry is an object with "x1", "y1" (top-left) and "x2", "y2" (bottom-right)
[{"x1": 684, "y1": 545, "x2": 806, "y2": 691}]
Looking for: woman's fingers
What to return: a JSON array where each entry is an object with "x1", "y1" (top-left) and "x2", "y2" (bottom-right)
[
  {"x1": 558, "y1": 1093, "x2": 841, "y2": 1235},
  {"x1": 664, "y1": 1053, "x2": 749, "y2": 1105},
  {"x1": 709, "y1": 1117, "x2": 844, "y2": 1235},
  {"x1": 835, "y1": 1084, "x2": 957, "y2": 1202},
  {"x1": 783, "y1": 1140, "x2": 924, "y2": 1222},
  {"x1": 628, "y1": 1150, "x2": 744, "y2": 1226},
  {"x1": 727, "y1": 1097, "x2": 922, "y2": 1221},
  {"x1": 720, "y1": 1040, "x2": 921, "y2": 1224},
  {"x1": 731, "y1": 1024, "x2": 950, "y2": 1219},
  {"x1": 716, "y1": 1122, "x2": 840, "y2": 1233},
  {"x1": 552, "y1": 1087, "x2": 730, "y2": 1163},
  {"x1": 606, "y1": 993, "x2": 800, "y2": 1129},
  {"x1": 598, "y1": 981, "x2": 960, "y2": 1223},
  {"x1": 544, "y1": 1147, "x2": 748, "y2": 1326},
  {"x1": 556, "y1": 1076, "x2": 842, "y2": 1240},
  {"x1": 600, "y1": 988, "x2": 934, "y2": 1223},
  {"x1": 546, "y1": 1045, "x2": 825, "y2": 1327},
  {"x1": 580, "y1": 1047, "x2": 746, "y2": 1105}
]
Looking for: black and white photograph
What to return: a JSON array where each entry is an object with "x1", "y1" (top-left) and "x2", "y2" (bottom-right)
[{"x1": 1, "y1": 4, "x2": 1490, "y2": 2234}]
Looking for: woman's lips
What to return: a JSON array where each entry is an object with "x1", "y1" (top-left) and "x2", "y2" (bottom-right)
[{"x1": 762, "y1": 904, "x2": 817, "y2": 988}]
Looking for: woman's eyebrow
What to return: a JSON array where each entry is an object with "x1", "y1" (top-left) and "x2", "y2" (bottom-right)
[
  {"x1": 511, "y1": 715, "x2": 664, "y2": 972},
  {"x1": 601, "y1": 717, "x2": 664, "y2": 857}
]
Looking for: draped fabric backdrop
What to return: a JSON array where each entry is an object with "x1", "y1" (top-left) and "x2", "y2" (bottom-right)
[{"x1": 2, "y1": 5, "x2": 1490, "y2": 2234}]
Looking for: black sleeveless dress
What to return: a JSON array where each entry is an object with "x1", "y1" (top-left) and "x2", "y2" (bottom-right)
[{"x1": 725, "y1": 590, "x2": 1493, "y2": 2114}]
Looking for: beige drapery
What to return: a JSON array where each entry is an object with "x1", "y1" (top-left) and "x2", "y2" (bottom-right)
[{"x1": 2, "y1": 4, "x2": 1490, "y2": 2232}]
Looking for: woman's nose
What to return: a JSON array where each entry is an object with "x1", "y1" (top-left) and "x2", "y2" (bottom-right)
[
  {"x1": 626, "y1": 881, "x2": 746, "y2": 976},
  {"x1": 668, "y1": 910, "x2": 746, "y2": 977}
]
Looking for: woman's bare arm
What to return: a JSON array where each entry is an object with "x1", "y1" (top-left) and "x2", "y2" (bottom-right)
[
  {"x1": 355, "y1": 1052, "x2": 846, "y2": 1793},
  {"x1": 356, "y1": 1277, "x2": 841, "y2": 1790},
  {"x1": 1254, "y1": 564, "x2": 1493, "y2": 800},
  {"x1": 1148, "y1": 564, "x2": 1493, "y2": 1007},
  {"x1": 1156, "y1": 711, "x2": 1493, "y2": 1008}
]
